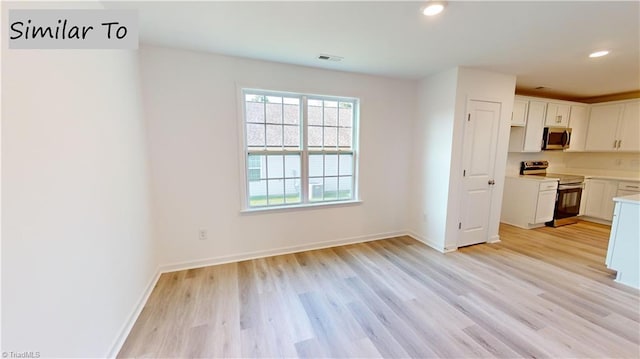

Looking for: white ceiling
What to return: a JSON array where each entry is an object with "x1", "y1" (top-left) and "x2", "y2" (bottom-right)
[{"x1": 109, "y1": 1, "x2": 640, "y2": 99}]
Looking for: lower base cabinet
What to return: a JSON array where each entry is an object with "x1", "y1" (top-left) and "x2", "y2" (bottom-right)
[
  {"x1": 501, "y1": 177, "x2": 558, "y2": 229},
  {"x1": 582, "y1": 179, "x2": 618, "y2": 221}
]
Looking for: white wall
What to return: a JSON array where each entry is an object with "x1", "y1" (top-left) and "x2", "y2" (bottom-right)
[
  {"x1": 2, "y1": 48, "x2": 157, "y2": 357},
  {"x1": 408, "y1": 68, "x2": 459, "y2": 251},
  {"x1": 409, "y1": 67, "x2": 515, "y2": 251},
  {"x1": 139, "y1": 45, "x2": 416, "y2": 267}
]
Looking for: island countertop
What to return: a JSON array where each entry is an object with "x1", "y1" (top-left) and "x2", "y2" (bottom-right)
[{"x1": 613, "y1": 193, "x2": 640, "y2": 205}]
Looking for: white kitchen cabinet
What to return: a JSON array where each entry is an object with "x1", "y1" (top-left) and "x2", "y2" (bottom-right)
[
  {"x1": 617, "y1": 101, "x2": 640, "y2": 152},
  {"x1": 509, "y1": 99, "x2": 546, "y2": 152},
  {"x1": 544, "y1": 102, "x2": 570, "y2": 127},
  {"x1": 565, "y1": 105, "x2": 589, "y2": 152},
  {"x1": 582, "y1": 179, "x2": 618, "y2": 221},
  {"x1": 606, "y1": 194, "x2": 640, "y2": 289},
  {"x1": 535, "y1": 189, "x2": 558, "y2": 223},
  {"x1": 585, "y1": 100, "x2": 640, "y2": 152},
  {"x1": 511, "y1": 99, "x2": 528, "y2": 126},
  {"x1": 501, "y1": 176, "x2": 558, "y2": 229}
]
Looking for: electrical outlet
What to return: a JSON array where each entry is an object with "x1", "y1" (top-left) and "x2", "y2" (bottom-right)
[{"x1": 198, "y1": 229, "x2": 208, "y2": 240}]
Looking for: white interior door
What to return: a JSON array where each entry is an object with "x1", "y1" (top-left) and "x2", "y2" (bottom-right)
[{"x1": 458, "y1": 100, "x2": 501, "y2": 248}]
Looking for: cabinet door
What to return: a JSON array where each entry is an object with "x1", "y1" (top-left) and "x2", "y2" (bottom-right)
[
  {"x1": 585, "y1": 104, "x2": 623, "y2": 151},
  {"x1": 565, "y1": 105, "x2": 588, "y2": 152},
  {"x1": 523, "y1": 101, "x2": 547, "y2": 152},
  {"x1": 583, "y1": 180, "x2": 605, "y2": 218},
  {"x1": 511, "y1": 99, "x2": 528, "y2": 126},
  {"x1": 545, "y1": 103, "x2": 570, "y2": 127},
  {"x1": 617, "y1": 101, "x2": 640, "y2": 152},
  {"x1": 584, "y1": 179, "x2": 618, "y2": 220},
  {"x1": 535, "y1": 190, "x2": 557, "y2": 223}
]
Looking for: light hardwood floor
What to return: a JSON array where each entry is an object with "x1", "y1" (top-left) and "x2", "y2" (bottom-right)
[{"x1": 118, "y1": 221, "x2": 640, "y2": 358}]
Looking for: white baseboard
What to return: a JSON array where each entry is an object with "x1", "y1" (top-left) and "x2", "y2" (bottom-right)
[
  {"x1": 488, "y1": 234, "x2": 501, "y2": 243},
  {"x1": 106, "y1": 268, "x2": 161, "y2": 358},
  {"x1": 159, "y1": 230, "x2": 407, "y2": 274},
  {"x1": 405, "y1": 230, "x2": 451, "y2": 253}
]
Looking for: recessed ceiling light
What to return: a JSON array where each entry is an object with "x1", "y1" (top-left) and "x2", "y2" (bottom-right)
[
  {"x1": 589, "y1": 50, "x2": 610, "y2": 58},
  {"x1": 423, "y1": 2, "x2": 445, "y2": 16}
]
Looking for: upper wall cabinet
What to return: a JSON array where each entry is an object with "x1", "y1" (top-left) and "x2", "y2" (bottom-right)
[
  {"x1": 585, "y1": 99, "x2": 640, "y2": 152},
  {"x1": 509, "y1": 96, "x2": 588, "y2": 153},
  {"x1": 565, "y1": 105, "x2": 589, "y2": 152},
  {"x1": 544, "y1": 102, "x2": 570, "y2": 127},
  {"x1": 509, "y1": 97, "x2": 547, "y2": 152},
  {"x1": 511, "y1": 98, "x2": 528, "y2": 126}
]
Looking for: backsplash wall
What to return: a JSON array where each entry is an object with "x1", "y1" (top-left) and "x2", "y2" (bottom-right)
[{"x1": 506, "y1": 151, "x2": 640, "y2": 179}]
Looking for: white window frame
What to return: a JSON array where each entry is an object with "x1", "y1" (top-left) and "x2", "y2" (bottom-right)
[{"x1": 240, "y1": 88, "x2": 360, "y2": 211}]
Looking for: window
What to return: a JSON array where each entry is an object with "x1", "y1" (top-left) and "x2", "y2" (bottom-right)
[{"x1": 243, "y1": 89, "x2": 358, "y2": 208}]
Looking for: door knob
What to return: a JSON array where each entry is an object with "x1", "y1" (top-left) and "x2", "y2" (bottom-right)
[{"x1": 488, "y1": 179, "x2": 496, "y2": 185}]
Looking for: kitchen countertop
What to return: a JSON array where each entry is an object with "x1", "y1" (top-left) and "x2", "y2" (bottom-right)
[
  {"x1": 613, "y1": 193, "x2": 640, "y2": 204},
  {"x1": 584, "y1": 175, "x2": 640, "y2": 182},
  {"x1": 505, "y1": 175, "x2": 559, "y2": 182}
]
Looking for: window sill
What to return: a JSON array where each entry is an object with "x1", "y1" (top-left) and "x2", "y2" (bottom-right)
[{"x1": 240, "y1": 199, "x2": 363, "y2": 215}]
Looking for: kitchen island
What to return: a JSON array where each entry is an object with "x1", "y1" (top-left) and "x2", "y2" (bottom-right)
[{"x1": 606, "y1": 193, "x2": 640, "y2": 289}]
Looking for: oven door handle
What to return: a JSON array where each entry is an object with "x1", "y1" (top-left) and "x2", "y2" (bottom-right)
[
  {"x1": 561, "y1": 130, "x2": 571, "y2": 148},
  {"x1": 558, "y1": 184, "x2": 584, "y2": 190}
]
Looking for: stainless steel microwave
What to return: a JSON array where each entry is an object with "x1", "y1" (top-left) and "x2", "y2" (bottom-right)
[{"x1": 542, "y1": 127, "x2": 571, "y2": 150}]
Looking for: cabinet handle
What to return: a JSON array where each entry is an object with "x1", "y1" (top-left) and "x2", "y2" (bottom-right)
[
  {"x1": 556, "y1": 115, "x2": 562, "y2": 123},
  {"x1": 618, "y1": 140, "x2": 622, "y2": 149},
  {"x1": 614, "y1": 140, "x2": 618, "y2": 149}
]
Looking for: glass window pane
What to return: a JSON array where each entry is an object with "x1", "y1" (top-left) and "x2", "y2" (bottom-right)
[
  {"x1": 324, "y1": 100, "x2": 338, "y2": 108},
  {"x1": 247, "y1": 124, "x2": 265, "y2": 147},
  {"x1": 338, "y1": 176, "x2": 353, "y2": 199},
  {"x1": 246, "y1": 102, "x2": 265, "y2": 123},
  {"x1": 324, "y1": 177, "x2": 338, "y2": 201},
  {"x1": 248, "y1": 155, "x2": 264, "y2": 182},
  {"x1": 245, "y1": 94, "x2": 264, "y2": 103},
  {"x1": 283, "y1": 125, "x2": 300, "y2": 148},
  {"x1": 339, "y1": 106, "x2": 353, "y2": 127},
  {"x1": 266, "y1": 124, "x2": 282, "y2": 147},
  {"x1": 267, "y1": 155, "x2": 284, "y2": 179},
  {"x1": 284, "y1": 155, "x2": 300, "y2": 178},
  {"x1": 283, "y1": 97, "x2": 299, "y2": 105},
  {"x1": 324, "y1": 106, "x2": 338, "y2": 126},
  {"x1": 339, "y1": 154, "x2": 353, "y2": 176},
  {"x1": 308, "y1": 126, "x2": 322, "y2": 148},
  {"x1": 267, "y1": 179, "x2": 285, "y2": 205},
  {"x1": 309, "y1": 154, "x2": 323, "y2": 177},
  {"x1": 266, "y1": 96, "x2": 282, "y2": 104},
  {"x1": 325, "y1": 155, "x2": 338, "y2": 176},
  {"x1": 338, "y1": 127, "x2": 352, "y2": 148},
  {"x1": 283, "y1": 104, "x2": 300, "y2": 125},
  {"x1": 266, "y1": 103, "x2": 283, "y2": 124},
  {"x1": 308, "y1": 104, "x2": 322, "y2": 126},
  {"x1": 248, "y1": 179, "x2": 267, "y2": 207},
  {"x1": 309, "y1": 178, "x2": 324, "y2": 201},
  {"x1": 285, "y1": 178, "x2": 301, "y2": 204},
  {"x1": 324, "y1": 126, "x2": 337, "y2": 148}
]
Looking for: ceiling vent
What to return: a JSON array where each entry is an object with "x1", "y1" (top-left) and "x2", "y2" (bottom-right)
[{"x1": 318, "y1": 54, "x2": 343, "y2": 62}]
